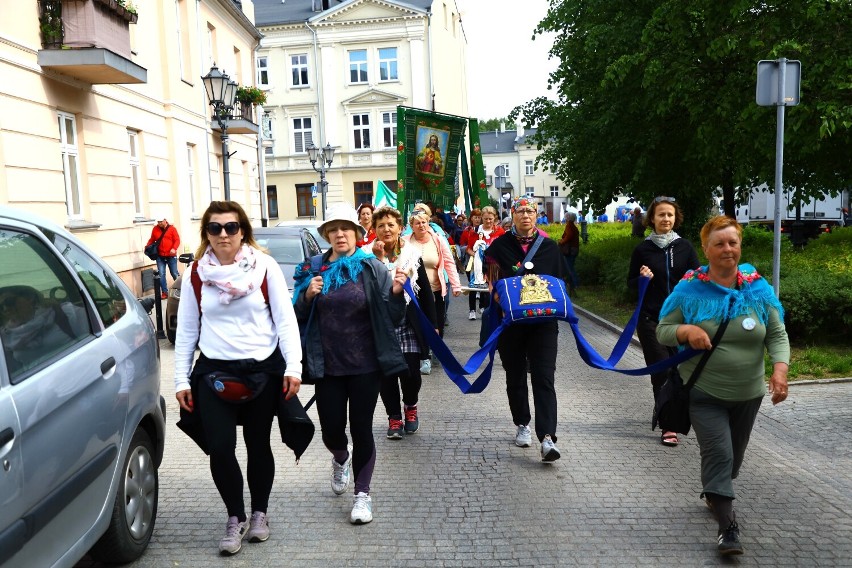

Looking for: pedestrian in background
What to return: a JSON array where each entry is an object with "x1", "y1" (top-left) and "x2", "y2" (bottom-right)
[
  {"x1": 293, "y1": 203, "x2": 407, "y2": 525},
  {"x1": 579, "y1": 211, "x2": 589, "y2": 244},
  {"x1": 627, "y1": 196, "x2": 699, "y2": 446},
  {"x1": 558, "y1": 212, "x2": 580, "y2": 295},
  {"x1": 173, "y1": 201, "x2": 302, "y2": 555},
  {"x1": 146, "y1": 217, "x2": 181, "y2": 299},
  {"x1": 657, "y1": 215, "x2": 789, "y2": 556},
  {"x1": 485, "y1": 197, "x2": 565, "y2": 462},
  {"x1": 356, "y1": 203, "x2": 376, "y2": 247},
  {"x1": 631, "y1": 207, "x2": 645, "y2": 238}
]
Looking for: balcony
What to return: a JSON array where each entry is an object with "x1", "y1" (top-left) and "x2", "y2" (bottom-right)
[
  {"x1": 210, "y1": 101, "x2": 259, "y2": 135},
  {"x1": 37, "y1": 0, "x2": 147, "y2": 84}
]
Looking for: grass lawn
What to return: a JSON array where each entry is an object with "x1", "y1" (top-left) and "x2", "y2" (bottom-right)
[{"x1": 572, "y1": 285, "x2": 852, "y2": 381}]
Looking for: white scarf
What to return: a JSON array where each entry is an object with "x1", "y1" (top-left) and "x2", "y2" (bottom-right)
[
  {"x1": 196, "y1": 244, "x2": 266, "y2": 305},
  {"x1": 648, "y1": 231, "x2": 679, "y2": 249}
]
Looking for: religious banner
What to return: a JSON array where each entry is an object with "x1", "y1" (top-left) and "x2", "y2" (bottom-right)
[
  {"x1": 466, "y1": 119, "x2": 490, "y2": 212},
  {"x1": 396, "y1": 106, "x2": 468, "y2": 219}
]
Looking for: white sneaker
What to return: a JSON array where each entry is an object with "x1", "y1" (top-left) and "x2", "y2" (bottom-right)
[
  {"x1": 219, "y1": 516, "x2": 249, "y2": 555},
  {"x1": 331, "y1": 445, "x2": 352, "y2": 495},
  {"x1": 420, "y1": 359, "x2": 431, "y2": 375},
  {"x1": 468, "y1": 310, "x2": 477, "y2": 320},
  {"x1": 540, "y1": 434, "x2": 561, "y2": 462},
  {"x1": 515, "y1": 424, "x2": 532, "y2": 448},
  {"x1": 350, "y1": 492, "x2": 373, "y2": 524}
]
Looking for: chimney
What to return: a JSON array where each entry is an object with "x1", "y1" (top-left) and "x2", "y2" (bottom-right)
[
  {"x1": 516, "y1": 118, "x2": 524, "y2": 139},
  {"x1": 499, "y1": 121, "x2": 505, "y2": 133}
]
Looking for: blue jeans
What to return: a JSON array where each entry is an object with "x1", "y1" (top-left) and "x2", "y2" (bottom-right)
[{"x1": 156, "y1": 255, "x2": 179, "y2": 296}]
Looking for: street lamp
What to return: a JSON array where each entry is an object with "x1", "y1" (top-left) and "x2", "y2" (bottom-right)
[
  {"x1": 202, "y1": 64, "x2": 238, "y2": 200},
  {"x1": 306, "y1": 142, "x2": 335, "y2": 219}
]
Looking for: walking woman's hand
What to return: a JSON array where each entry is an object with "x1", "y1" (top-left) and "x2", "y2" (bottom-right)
[
  {"x1": 391, "y1": 267, "x2": 407, "y2": 295},
  {"x1": 305, "y1": 276, "x2": 323, "y2": 300},
  {"x1": 282, "y1": 375, "x2": 301, "y2": 400},
  {"x1": 176, "y1": 389, "x2": 194, "y2": 412},
  {"x1": 768, "y1": 363, "x2": 789, "y2": 405}
]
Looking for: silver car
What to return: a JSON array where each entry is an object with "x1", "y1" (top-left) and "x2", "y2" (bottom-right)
[{"x1": 0, "y1": 207, "x2": 166, "y2": 566}]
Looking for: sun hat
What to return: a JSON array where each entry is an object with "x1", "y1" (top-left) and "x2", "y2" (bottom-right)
[{"x1": 318, "y1": 203, "x2": 366, "y2": 239}]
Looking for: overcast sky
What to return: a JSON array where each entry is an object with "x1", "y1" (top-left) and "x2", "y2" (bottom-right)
[{"x1": 456, "y1": 0, "x2": 558, "y2": 122}]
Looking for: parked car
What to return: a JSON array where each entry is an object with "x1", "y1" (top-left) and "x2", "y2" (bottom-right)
[
  {"x1": 0, "y1": 206, "x2": 166, "y2": 566},
  {"x1": 164, "y1": 226, "x2": 322, "y2": 343},
  {"x1": 275, "y1": 219, "x2": 330, "y2": 252}
]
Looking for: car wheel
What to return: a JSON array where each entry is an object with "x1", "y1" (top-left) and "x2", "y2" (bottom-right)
[
  {"x1": 88, "y1": 428, "x2": 158, "y2": 563},
  {"x1": 167, "y1": 326, "x2": 176, "y2": 344}
]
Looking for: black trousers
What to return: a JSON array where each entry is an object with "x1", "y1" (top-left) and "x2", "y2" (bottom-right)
[
  {"x1": 468, "y1": 290, "x2": 490, "y2": 311},
  {"x1": 636, "y1": 314, "x2": 676, "y2": 402},
  {"x1": 497, "y1": 321, "x2": 559, "y2": 443},
  {"x1": 433, "y1": 291, "x2": 446, "y2": 337},
  {"x1": 315, "y1": 371, "x2": 381, "y2": 493},
  {"x1": 380, "y1": 352, "x2": 422, "y2": 418},
  {"x1": 197, "y1": 376, "x2": 278, "y2": 518}
]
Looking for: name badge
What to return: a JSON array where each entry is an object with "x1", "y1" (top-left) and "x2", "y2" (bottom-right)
[
  {"x1": 524, "y1": 261, "x2": 534, "y2": 270},
  {"x1": 742, "y1": 317, "x2": 756, "y2": 331}
]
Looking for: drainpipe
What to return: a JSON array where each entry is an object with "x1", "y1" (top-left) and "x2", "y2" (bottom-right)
[
  {"x1": 253, "y1": 40, "x2": 268, "y2": 226},
  {"x1": 426, "y1": 8, "x2": 434, "y2": 111},
  {"x1": 305, "y1": 21, "x2": 324, "y2": 146}
]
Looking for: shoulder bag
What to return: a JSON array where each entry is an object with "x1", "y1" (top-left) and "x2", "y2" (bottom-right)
[
  {"x1": 653, "y1": 313, "x2": 732, "y2": 435},
  {"x1": 145, "y1": 225, "x2": 168, "y2": 260}
]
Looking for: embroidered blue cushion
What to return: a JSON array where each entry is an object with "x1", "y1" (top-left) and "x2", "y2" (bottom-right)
[{"x1": 493, "y1": 274, "x2": 570, "y2": 325}]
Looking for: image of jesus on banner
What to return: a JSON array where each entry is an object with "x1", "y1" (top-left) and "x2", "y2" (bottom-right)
[{"x1": 415, "y1": 128, "x2": 448, "y2": 177}]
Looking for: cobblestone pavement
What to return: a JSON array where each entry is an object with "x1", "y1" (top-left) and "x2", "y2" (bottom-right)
[{"x1": 81, "y1": 297, "x2": 851, "y2": 567}]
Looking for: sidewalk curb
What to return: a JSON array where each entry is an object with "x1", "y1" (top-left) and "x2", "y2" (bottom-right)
[{"x1": 573, "y1": 303, "x2": 852, "y2": 385}]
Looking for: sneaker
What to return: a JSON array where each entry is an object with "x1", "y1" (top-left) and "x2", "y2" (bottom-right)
[
  {"x1": 717, "y1": 517, "x2": 743, "y2": 555},
  {"x1": 540, "y1": 434, "x2": 561, "y2": 462},
  {"x1": 404, "y1": 405, "x2": 419, "y2": 434},
  {"x1": 479, "y1": 307, "x2": 485, "y2": 314},
  {"x1": 219, "y1": 516, "x2": 249, "y2": 555},
  {"x1": 331, "y1": 445, "x2": 352, "y2": 495},
  {"x1": 350, "y1": 492, "x2": 373, "y2": 524},
  {"x1": 161, "y1": 291, "x2": 168, "y2": 300},
  {"x1": 246, "y1": 511, "x2": 269, "y2": 543},
  {"x1": 469, "y1": 310, "x2": 477, "y2": 320},
  {"x1": 420, "y1": 359, "x2": 431, "y2": 375},
  {"x1": 387, "y1": 418, "x2": 404, "y2": 440},
  {"x1": 515, "y1": 424, "x2": 532, "y2": 448}
]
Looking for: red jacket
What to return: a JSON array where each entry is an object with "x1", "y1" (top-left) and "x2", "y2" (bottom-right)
[{"x1": 146, "y1": 224, "x2": 181, "y2": 258}]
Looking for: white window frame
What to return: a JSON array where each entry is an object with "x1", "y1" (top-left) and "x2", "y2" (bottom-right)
[
  {"x1": 58, "y1": 112, "x2": 83, "y2": 219},
  {"x1": 550, "y1": 185, "x2": 560, "y2": 197},
  {"x1": 381, "y1": 111, "x2": 397, "y2": 148},
  {"x1": 128, "y1": 130, "x2": 142, "y2": 217},
  {"x1": 525, "y1": 160, "x2": 534, "y2": 175},
  {"x1": 378, "y1": 47, "x2": 398, "y2": 81},
  {"x1": 348, "y1": 49, "x2": 368, "y2": 84},
  {"x1": 256, "y1": 55, "x2": 269, "y2": 87},
  {"x1": 525, "y1": 187, "x2": 535, "y2": 197},
  {"x1": 501, "y1": 163, "x2": 511, "y2": 177},
  {"x1": 290, "y1": 54, "x2": 308, "y2": 87},
  {"x1": 292, "y1": 117, "x2": 313, "y2": 154},
  {"x1": 352, "y1": 113, "x2": 371, "y2": 150}
]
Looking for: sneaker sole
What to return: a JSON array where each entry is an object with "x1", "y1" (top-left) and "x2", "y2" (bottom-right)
[
  {"x1": 719, "y1": 546, "x2": 743, "y2": 556},
  {"x1": 515, "y1": 440, "x2": 531, "y2": 448},
  {"x1": 219, "y1": 546, "x2": 241, "y2": 556},
  {"x1": 387, "y1": 432, "x2": 403, "y2": 440},
  {"x1": 541, "y1": 449, "x2": 561, "y2": 462},
  {"x1": 248, "y1": 534, "x2": 269, "y2": 543},
  {"x1": 350, "y1": 515, "x2": 373, "y2": 525},
  {"x1": 404, "y1": 426, "x2": 419, "y2": 434}
]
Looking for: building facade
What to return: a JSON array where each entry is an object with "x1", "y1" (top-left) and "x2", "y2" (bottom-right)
[
  {"x1": 254, "y1": 0, "x2": 468, "y2": 220},
  {"x1": 0, "y1": 0, "x2": 264, "y2": 294}
]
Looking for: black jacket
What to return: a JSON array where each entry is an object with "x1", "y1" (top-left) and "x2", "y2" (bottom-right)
[
  {"x1": 294, "y1": 252, "x2": 407, "y2": 379},
  {"x1": 484, "y1": 231, "x2": 564, "y2": 281},
  {"x1": 627, "y1": 237, "x2": 700, "y2": 320}
]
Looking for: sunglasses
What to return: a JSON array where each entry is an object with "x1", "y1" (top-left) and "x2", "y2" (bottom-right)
[
  {"x1": 206, "y1": 221, "x2": 241, "y2": 236},
  {"x1": 654, "y1": 196, "x2": 676, "y2": 203}
]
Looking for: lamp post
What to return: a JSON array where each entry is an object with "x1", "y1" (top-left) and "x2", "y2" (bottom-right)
[
  {"x1": 306, "y1": 142, "x2": 335, "y2": 219},
  {"x1": 202, "y1": 64, "x2": 238, "y2": 200}
]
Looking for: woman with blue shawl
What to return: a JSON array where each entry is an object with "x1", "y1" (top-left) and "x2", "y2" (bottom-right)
[
  {"x1": 292, "y1": 204, "x2": 408, "y2": 525},
  {"x1": 657, "y1": 216, "x2": 790, "y2": 557}
]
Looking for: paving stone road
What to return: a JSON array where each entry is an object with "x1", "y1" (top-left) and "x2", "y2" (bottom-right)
[{"x1": 80, "y1": 297, "x2": 851, "y2": 567}]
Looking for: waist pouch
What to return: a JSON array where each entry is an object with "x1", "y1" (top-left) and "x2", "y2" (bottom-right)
[{"x1": 202, "y1": 371, "x2": 268, "y2": 403}]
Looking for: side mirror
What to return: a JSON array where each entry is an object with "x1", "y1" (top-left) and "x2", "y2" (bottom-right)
[{"x1": 178, "y1": 252, "x2": 194, "y2": 265}]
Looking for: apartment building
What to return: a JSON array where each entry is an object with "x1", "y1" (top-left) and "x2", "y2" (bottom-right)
[
  {"x1": 0, "y1": 0, "x2": 264, "y2": 294},
  {"x1": 254, "y1": 0, "x2": 468, "y2": 220},
  {"x1": 479, "y1": 125, "x2": 570, "y2": 221}
]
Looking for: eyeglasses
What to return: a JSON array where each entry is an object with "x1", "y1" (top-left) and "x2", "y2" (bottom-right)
[
  {"x1": 206, "y1": 221, "x2": 241, "y2": 236},
  {"x1": 654, "y1": 196, "x2": 676, "y2": 203},
  {"x1": 514, "y1": 209, "x2": 537, "y2": 216}
]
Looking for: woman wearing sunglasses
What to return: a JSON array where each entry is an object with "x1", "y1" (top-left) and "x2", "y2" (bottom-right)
[
  {"x1": 174, "y1": 201, "x2": 303, "y2": 555},
  {"x1": 627, "y1": 196, "x2": 700, "y2": 447}
]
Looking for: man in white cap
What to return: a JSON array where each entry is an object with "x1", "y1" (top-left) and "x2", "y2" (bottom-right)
[{"x1": 146, "y1": 217, "x2": 181, "y2": 299}]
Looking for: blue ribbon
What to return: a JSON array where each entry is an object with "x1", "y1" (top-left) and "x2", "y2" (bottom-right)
[{"x1": 402, "y1": 276, "x2": 703, "y2": 394}]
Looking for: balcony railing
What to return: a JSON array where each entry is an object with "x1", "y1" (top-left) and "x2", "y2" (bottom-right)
[
  {"x1": 210, "y1": 101, "x2": 259, "y2": 136},
  {"x1": 37, "y1": 0, "x2": 146, "y2": 84}
]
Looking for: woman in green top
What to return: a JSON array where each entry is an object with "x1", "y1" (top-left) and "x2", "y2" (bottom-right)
[{"x1": 657, "y1": 215, "x2": 790, "y2": 557}]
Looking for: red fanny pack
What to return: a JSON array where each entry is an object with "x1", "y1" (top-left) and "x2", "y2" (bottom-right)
[{"x1": 202, "y1": 371, "x2": 268, "y2": 403}]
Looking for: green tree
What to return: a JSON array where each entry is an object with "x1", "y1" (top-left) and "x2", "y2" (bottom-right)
[
  {"x1": 477, "y1": 116, "x2": 516, "y2": 133},
  {"x1": 515, "y1": 0, "x2": 852, "y2": 234}
]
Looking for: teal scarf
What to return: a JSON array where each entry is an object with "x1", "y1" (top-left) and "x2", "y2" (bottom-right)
[
  {"x1": 291, "y1": 248, "x2": 374, "y2": 302},
  {"x1": 659, "y1": 263, "x2": 784, "y2": 325}
]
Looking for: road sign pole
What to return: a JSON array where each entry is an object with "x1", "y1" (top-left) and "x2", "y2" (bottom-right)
[{"x1": 771, "y1": 58, "x2": 787, "y2": 298}]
